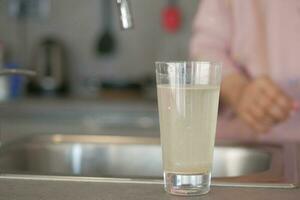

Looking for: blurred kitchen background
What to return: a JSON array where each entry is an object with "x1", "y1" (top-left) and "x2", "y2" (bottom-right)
[{"x1": 0, "y1": 0, "x2": 200, "y2": 142}]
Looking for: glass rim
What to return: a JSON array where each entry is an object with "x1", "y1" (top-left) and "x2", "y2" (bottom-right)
[
  {"x1": 155, "y1": 60, "x2": 222, "y2": 65},
  {"x1": 155, "y1": 61, "x2": 222, "y2": 70},
  {"x1": 155, "y1": 61, "x2": 222, "y2": 66}
]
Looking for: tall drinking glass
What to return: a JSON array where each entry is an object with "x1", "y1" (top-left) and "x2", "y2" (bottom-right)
[{"x1": 156, "y1": 61, "x2": 222, "y2": 196}]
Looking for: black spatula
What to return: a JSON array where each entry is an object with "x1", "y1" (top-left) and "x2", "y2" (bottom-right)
[{"x1": 96, "y1": 0, "x2": 116, "y2": 55}]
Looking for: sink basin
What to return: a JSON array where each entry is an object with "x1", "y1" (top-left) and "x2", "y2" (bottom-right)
[{"x1": 0, "y1": 135, "x2": 298, "y2": 188}]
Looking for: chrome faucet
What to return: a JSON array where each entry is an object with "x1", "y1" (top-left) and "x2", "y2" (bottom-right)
[{"x1": 116, "y1": 0, "x2": 134, "y2": 30}]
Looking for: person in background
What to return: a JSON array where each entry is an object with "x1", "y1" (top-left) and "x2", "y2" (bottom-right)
[{"x1": 190, "y1": 0, "x2": 300, "y2": 141}]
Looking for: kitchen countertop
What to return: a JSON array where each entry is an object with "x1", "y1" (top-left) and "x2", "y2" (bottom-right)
[
  {"x1": 0, "y1": 178, "x2": 299, "y2": 200},
  {"x1": 0, "y1": 99, "x2": 299, "y2": 199},
  {"x1": 1, "y1": 143, "x2": 299, "y2": 200}
]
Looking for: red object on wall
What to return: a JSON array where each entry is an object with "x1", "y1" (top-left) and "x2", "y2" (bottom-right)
[{"x1": 162, "y1": 6, "x2": 181, "y2": 33}]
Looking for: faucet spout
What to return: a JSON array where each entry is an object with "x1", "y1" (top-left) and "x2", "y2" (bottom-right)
[{"x1": 116, "y1": 0, "x2": 134, "y2": 30}]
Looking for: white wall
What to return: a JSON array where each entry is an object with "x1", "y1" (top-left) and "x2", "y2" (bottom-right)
[{"x1": 0, "y1": 0, "x2": 200, "y2": 95}]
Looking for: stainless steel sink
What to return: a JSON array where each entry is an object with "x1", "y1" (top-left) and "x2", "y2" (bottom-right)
[{"x1": 0, "y1": 135, "x2": 299, "y2": 188}]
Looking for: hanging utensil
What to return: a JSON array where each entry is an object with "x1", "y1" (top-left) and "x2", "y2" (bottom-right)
[
  {"x1": 162, "y1": 0, "x2": 182, "y2": 33},
  {"x1": 96, "y1": 0, "x2": 116, "y2": 55}
]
